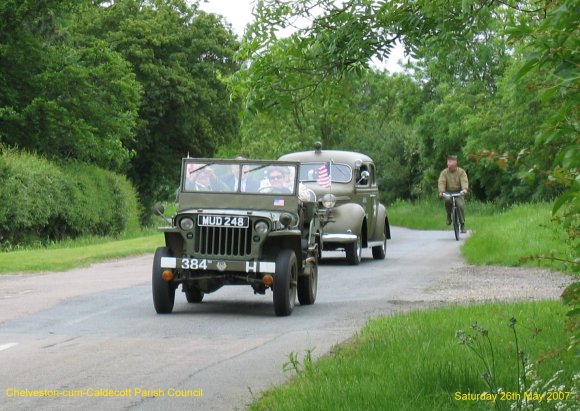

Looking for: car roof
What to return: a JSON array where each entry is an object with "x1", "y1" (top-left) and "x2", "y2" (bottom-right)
[{"x1": 279, "y1": 149, "x2": 374, "y2": 165}]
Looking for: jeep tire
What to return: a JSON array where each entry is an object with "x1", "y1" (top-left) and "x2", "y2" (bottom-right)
[
  {"x1": 297, "y1": 261, "x2": 317, "y2": 305},
  {"x1": 273, "y1": 249, "x2": 297, "y2": 316},
  {"x1": 185, "y1": 287, "x2": 204, "y2": 303},
  {"x1": 152, "y1": 247, "x2": 176, "y2": 314}
]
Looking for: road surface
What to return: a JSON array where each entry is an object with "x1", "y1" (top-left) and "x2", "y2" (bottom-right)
[{"x1": 0, "y1": 227, "x2": 467, "y2": 411}]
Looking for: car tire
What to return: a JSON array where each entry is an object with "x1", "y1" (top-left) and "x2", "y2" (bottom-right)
[
  {"x1": 345, "y1": 235, "x2": 362, "y2": 265},
  {"x1": 185, "y1": 287, "x2": 204, "y2": 303},
  {"x1": 298, "y1": 261, "x2": 317, "y2": 305},
  {"x1": 273, "y1": 249, "x2": 297, "y2": 316},
  {"x1": 372, "y1": 228, "x2": 387, "y2": 260},
  {"x1": 152, "y1": 247, "x2": 175, "y2": 314}
]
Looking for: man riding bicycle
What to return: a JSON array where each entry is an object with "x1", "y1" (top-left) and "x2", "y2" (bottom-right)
[{"x1": 438, "y1": 155, "x2": 469, "y2": 233}]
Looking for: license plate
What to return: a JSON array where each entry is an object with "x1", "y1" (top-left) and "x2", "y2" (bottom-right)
[{"x1": 197, "y1": 215, "x2": 249, "y2": 228}]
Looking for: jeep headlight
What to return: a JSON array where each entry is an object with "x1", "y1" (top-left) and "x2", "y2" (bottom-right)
[
  {"x1": 321, "y1": 193, "x2": 336, "y2": 209},
  {"x1": 179, "y1": 217, "x2": 194, "y2": 231},
  {"x1": 254, "y1": 220, "x2": 269, "y2": 234}
]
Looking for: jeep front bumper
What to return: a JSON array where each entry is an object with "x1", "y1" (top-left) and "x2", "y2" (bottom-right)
[{"x1": 160, "y1": 257, "x2": 275, "y2": 274}]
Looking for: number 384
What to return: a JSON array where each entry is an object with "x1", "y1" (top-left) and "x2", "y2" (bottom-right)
[{"x1": 181, "y1": 258, "x2": 208, "y2": 270}]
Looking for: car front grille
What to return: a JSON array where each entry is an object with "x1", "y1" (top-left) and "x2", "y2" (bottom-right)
[{"x1": 193, "y1": 225, "x2": 252, "y2": 257}]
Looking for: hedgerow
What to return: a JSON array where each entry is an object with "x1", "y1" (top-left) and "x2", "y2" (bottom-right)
[{"x1": 0, "y1": 147, "x2": 140, "y2": 248}]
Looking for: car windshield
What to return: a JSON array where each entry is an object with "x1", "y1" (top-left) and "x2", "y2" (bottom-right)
[
  {"x1": 298, "y1": 162, "x2": 352, "y2": 184},
  {"x1": 182, "y1": 160, "x2": 297, "y2": 194}
]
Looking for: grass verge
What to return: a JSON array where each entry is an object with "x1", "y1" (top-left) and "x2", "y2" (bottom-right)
[
  {"x1": 0, "y1": 231, "x2": 163, "y2": 273},
  {"x1": 389, "y1": 200, "x2": 574, "y2": 272},
  {"x1": 250, "y1": 301, "x2": 578, "y2": 411}
]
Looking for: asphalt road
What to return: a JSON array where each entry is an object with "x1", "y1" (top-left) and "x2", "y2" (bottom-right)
[{"x1": 0, "y1": 226, "x2": 467, "y2": 411}]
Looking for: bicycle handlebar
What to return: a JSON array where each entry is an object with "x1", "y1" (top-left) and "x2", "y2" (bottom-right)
[{"x1": 442, "y1": 191, "x2": 465, "y2": 198}]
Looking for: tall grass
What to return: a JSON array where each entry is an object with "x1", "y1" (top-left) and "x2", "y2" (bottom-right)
[
  {"x1": 250, "y1": 301, "x2": 577, "y2": 411},
  {"x1": 388, "y1": 197, "x2": 501, "y2": 230},
  {"x1": 463, "y1": 203, "x2": 570, "y2": 270}
]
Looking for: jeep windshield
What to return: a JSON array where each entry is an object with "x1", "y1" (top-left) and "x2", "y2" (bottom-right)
[
  {"x1": 298, "y1": 162, "x2": 352, "y2": 184},
  {"x1": 182, "y1": 160, "x2": 298, "y2": 195}
]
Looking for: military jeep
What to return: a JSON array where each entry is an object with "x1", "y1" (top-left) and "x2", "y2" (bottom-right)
[{"x1": 152, "y1": 158, "x2": 322, "y2": 316}]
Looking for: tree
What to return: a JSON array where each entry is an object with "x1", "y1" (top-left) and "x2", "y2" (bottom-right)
[
  {"x1": 74, "y1": 0, "x2": 241, "y2": 206},
  {"x1": 0, "y1": 0, "x2": 140, "y2": 170}
]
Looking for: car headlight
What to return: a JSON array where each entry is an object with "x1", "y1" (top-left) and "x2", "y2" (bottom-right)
[
  {"x1": 321, "y1": 193, "x2": 336, "y2": 209},
  {"x1": 179, "y1": 217, "x2": 194, "y2": 231},
  {"x1": 254, "y1": 221, "x2": 269, "y2": 234}
]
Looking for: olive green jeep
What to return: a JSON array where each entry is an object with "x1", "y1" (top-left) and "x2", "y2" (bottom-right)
[{"x1": 152, "y1": 158, "x2": 322, "y2": 316}]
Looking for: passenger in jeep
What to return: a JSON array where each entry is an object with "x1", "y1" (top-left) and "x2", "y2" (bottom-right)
[{"x1": 266, "y1": 167, "x2": 293, "y2": 194}]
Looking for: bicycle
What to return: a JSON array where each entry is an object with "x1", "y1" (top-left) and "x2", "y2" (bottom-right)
[{"x1": 442, "y1": 192, "x2": 465, "y2": 241}]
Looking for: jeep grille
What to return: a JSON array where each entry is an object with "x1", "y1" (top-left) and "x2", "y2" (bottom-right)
[{"x1": 193, "y1": 225, "x2": 252, "y2": 257}]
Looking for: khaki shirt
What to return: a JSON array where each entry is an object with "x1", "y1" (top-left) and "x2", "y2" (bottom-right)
[{"x1": 438, "y1": 167, "x2": 468, "y2": 193}]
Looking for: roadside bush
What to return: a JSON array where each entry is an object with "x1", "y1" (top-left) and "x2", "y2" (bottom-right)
[
  {"x1": 0, "y1": 147, "x2": 68, "y2": 245},
  {"x1": 0, "y1": 147, "x2": 140, "y2": 249}
]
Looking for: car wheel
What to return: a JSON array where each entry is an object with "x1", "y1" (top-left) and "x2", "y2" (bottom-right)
[
  {"x1": 345, "y1": 235, "x2": 362, "y2": 265},
  {"x1": 273, "y1": 249, "x2": 297, "y2": 316},
  {"x1": 372, "y1": 227, "x2": 387, "y2": 260},
  {"x1": 152, "y1": 247, "x2": 175, "y2": 314},
  {"x1": 185, "y1": 287, "x2": 204, "y2": 303},
  {"x1": 297, "y1": 260, "x2": 318, "y2": 305}
]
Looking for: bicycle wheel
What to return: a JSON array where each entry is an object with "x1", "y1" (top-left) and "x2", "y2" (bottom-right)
[{"x1": 453, "y1": 207, "x2": 460, "y2": 241}]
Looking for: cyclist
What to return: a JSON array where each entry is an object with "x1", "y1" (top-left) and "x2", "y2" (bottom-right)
[{"x1": 438, "y1": 155, "x2": 469, "y2": 233}]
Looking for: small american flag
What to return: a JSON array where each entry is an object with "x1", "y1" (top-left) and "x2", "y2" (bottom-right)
[
  {"x1": 273, "y1": 198, "x2": 285, "y2": 206},
  {"x1": 317, "y1": 162, "x2": 331, "y2": 188}
]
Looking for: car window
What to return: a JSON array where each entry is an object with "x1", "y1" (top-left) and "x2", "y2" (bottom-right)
[
  {"x1": 298, "y1": 162, "x2": 352, "y2": 184},
  {"x1": 356, "y1": 164, "x2": 374, "y2": 187}
]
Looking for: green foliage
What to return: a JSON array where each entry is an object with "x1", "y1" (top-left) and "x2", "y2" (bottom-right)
[
  {"x1": 0, "y1": 147, "x2": 67, "y2": 245},
  {"x1": 456, "y1": 317, "x2": 579, "y2": 411},
  {"x1": 0, "y1": 0, "x2": 140, "y2": 171},
  {"x1": 0, "y1": 0, "x2": 241, "y2": 215},
  {"x1": 72, "y1": 0, "x2": 242, "y2": 208},
  {"x1": 0, "y1": 148, "x2": 140, "y2": 249}
]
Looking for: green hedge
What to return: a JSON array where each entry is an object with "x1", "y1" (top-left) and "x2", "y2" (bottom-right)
[{"x1": 0, "y1": 148, "x2": 140, "y2": 248}]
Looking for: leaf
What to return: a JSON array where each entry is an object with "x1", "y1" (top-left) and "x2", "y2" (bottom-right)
[
  {"x1": 513, "y1": 57, "x2": 540, "y2": 81},
  {"x1": 552, "y1": 191, "x2": 575, "y2": 215}
]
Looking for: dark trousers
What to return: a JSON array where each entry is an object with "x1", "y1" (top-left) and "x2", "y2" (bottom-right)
[{"x1": 444, "y1": 196, "x2": 465, "y2": 225}]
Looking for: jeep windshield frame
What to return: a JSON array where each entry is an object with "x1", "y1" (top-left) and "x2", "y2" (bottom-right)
[{"x1": 181, "y1": 159, "x2": 299, "y2": 195}]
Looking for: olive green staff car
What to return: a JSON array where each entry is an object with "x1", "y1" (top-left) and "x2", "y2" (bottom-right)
[
  {"x1": 152, "y1": 158, "x2": 323, "y2": 316},
  {"x1": 279, "y1": 143, "x2": 391, "y2": 265}
]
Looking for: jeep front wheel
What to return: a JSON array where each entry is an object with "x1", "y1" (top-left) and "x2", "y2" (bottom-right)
[
  {"x1": 152, "y1": 247, "x2": 176, "y2": 314},
  {"x1": 273, "y1": 249, "x2": 297, "y2": 316}
]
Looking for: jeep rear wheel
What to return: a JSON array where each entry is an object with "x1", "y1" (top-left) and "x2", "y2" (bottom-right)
[
  {"x1": 273, "y1": 249, "x2": 297, "y2": 316},
  {"x1": 298, "y1": 261, "x2": 318, "y2": 305},
  {"x1": 345, "y1": 235, "x2": 362, "y2": 265},
  {"x1": 185, "y1": 287, "x2": 204, "y2": 303},
  {"x1": 152, "y1": 247, "x2": 175, "y2": 314}
]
